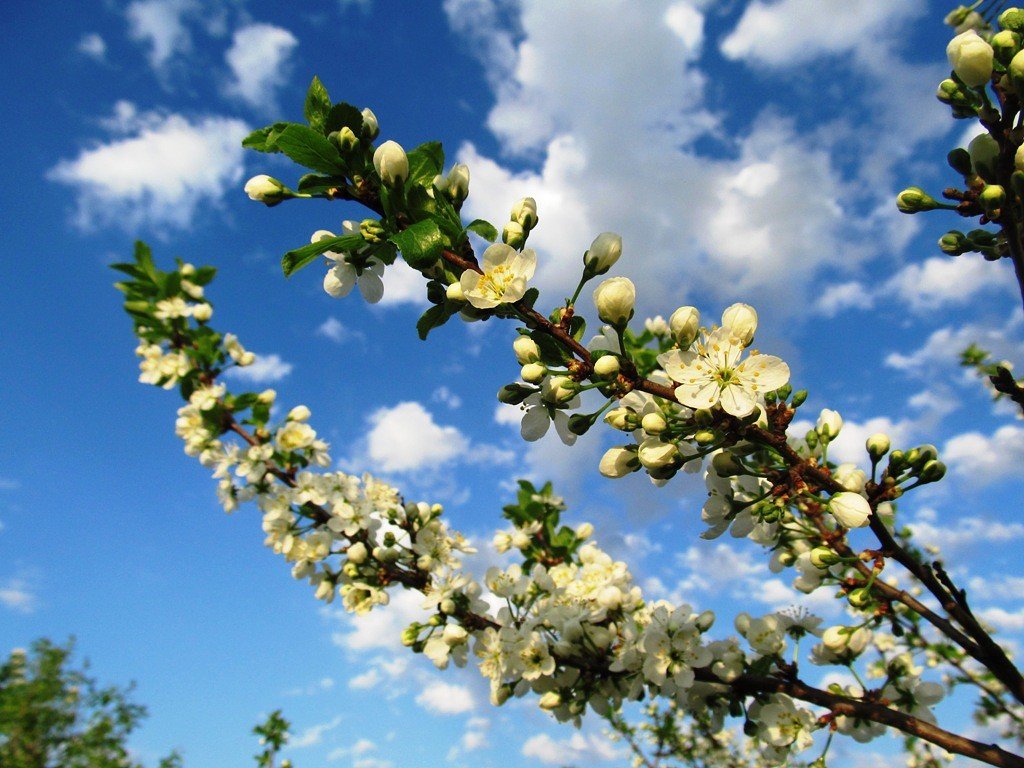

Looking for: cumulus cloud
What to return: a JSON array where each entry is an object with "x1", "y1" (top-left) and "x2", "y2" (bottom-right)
[
  {"x1": 49, "y1": 105, "x2": 249, "y2": 231},
  {"x1": 364, "y1": 401, "x2": 470, "y2": 473},
  {"x1": 521, "y1": 732, "x2": 625, "y2": 765},
  {"x1": 126, "y1": 0, "x2": 198, "y2": 69},
  {"x1": 78, "y1": 33, "x2": 107, "y2": 61},
  {"x1": 224, "y1": 23, "x2": 299, "y2": 109},
  {"x1": 884, "y1": 257, "x2": 1011, "y2": 312},
  {"x1": 317, "y1": 317, "x2": 365, "y2": 345},
  {"x1": 224, "y1": 353, "x2": 293, "y2": 384},
  {"x1": 0, "y1": 577, "x2": 36, "y2": 613},
  {"x1": 720, "y1": 0, "x2": 925, "y2": 67},
  {"x1": 886, "y1": 315, "x2": 1024, "y2": 379},
  {"x1": 908, "y1": 515, "x2": 1024, "y2": 554},
  {"x1": 944, "y1": 425, "x2": 1024, "y2": 484},
  {"x1": 414, "y1": 681, "x2": 476, "y2": 714},
  {"x1": 290, "y1": 715, "x2": 343, "y2": 748}
]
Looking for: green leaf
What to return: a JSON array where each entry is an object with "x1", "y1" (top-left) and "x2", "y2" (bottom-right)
[
  {"x1": 296, "y1": 173, "x2": 347, "y2": 194},
  {"x1": 275, "y1": 125, "x2": 346, "y2": 174},
  {"x1": 304, "y1": 76, "x2": 332, "y2": 131},
  {"x1": 134, "y1": 241, "x2": 158, "y2": 282},
  {"x1": 407, "y1": 141, "x2": 444, "y2": 187},
  {"x1": 390, "y1": 219, "x2": 446, "y2": 270},
  {"x1": 242, "y1": 122, "x2": 295, "y2": 153},
  {"x1": 281, "y1": 233, "x2": 363, "y2": 276},
  {"x1": 430, "y1": 185, "x2": 464, "y2": 238},
  {"x1": 416, "y1": 304, "x2": 453, "y2": 340},
  {"x1": 465, "y1": 219, "x2": 498, "y2": 242},
  {"x1": 324, "y1": 102, "x2": 364, "y2": 135}
]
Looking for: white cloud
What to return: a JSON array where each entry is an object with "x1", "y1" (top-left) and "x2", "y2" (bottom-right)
[
  {"x1": 884, "y1": 257, "x2": 1010, "y2": 312},
  {"x1": 968, "y1": 575, "x2": 1024, "y2": 602},
  {"x1": 378, "y1": 260, "x2": 431, "y2": 306},
  {"x1": 224, "y1": 353, "x2": 293, "y2": 384},
  {"x1": 78, "y1": 33, "x2": 107, "y2": 60},
  {"x1": 49, "y1": 106, "x2": 249, "y2": 230},
  {"x1": 977, "y1": 607, "x2": 1024, "y2": 633},
  {"x1": 414, "y1": 681, "x2": 475, "y2": 715},
  {"x1": 291, "y1": 715, "x2": 343, "y2": 748},
  {"x1": 0, "y1": 578, "x2": 36, "y2": 613},
  {"x1": 720, "y1": 0, "x2": 924, "y2": 67},
  {"x1": 328, "y1": 737, "x2": 378, "y2": 761},
  {"x1": 432, "y1": 386, "x2": 462, "y2": 409},
  {"x1": 285, "y1": 677, "x2": 335, "y2": 696},
  {"x1": 908, "y1": 515, "x2": 1024, "y2": 554},
  {"x1": 331, "y1": 590, "x2": 430, "y2": 652},
  {"x1": 224, "y1": 23, "x2": 299, "y2": 110},
  {"x1": 126, "y1": 0, "x2": 197, "y2": 69},
  {"x1": 348, "y1": 668, "x2": 381, "y2": 689},
  {"x1": 944, "y1": 425, "x2": 1024, "y2": 483},
  {"x1": 317, "y1": 317, "x2": 365, "y2": 344},
  {"x1": 365, "y1": 401, "x2": 469, "y2": 473},
  {"x1": 814, "y1": 281, "x2": 872, "y2": 317},
  {"x1": 521, "y1": 732, "x2": 625, "y2": 765},
  {"x1": 885, "y1": 315, "x2": 1024, "y2": 377}
]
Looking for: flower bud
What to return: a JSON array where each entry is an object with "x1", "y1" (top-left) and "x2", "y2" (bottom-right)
[
  {"x1": 816, "y1": 408, "x2": 842, "y2": 440},
  {"x1": 992, "y1": 30, "x2": 1021, "y2": 65},
  {"x1": 538, "y1": 691, "x2": 561, "y2": 710},
  {"x1": 510, "y1": 197, "x2": 538, "y2": 230},
  {"x1": 696, "y1": 610, "x2": 715, "y2": 631},
  {"x1": 822, "y1": 626, "x2": 871, "y2": 657},
  {"x1": 288, "y1": 405, "x2": 311, "y2": 422},
  {"x1": 442, "y1": 623, "x2": 468, "y2": 646},
  {"x1": 721, "y1": 303, "x2": 757, "y2": 347},
  {"x1": 669, "y1": 306, "x2": 700, "y2": 347},
  {"x1": 584, "y1": 232, "x2": 623, "y2": 276},
  {"x1": 543, "y1": 375, "x2": 578, "y2": 403},
  {"x1": 847, "y1": 588, "x2": 873, "y2": 609},
  {"x1": 641, "y1": 412, "x2": 667, "y2": 435},
  {"x1": 637, "y1": 438, "x2": 679, "y2": 470},
  {"x1": 360, "y1": 218, "x2": 386, "y2": 243},
  {"x1": 192, "y1": 303, "x2": 213, "y2": 322},
  {"x1": 446, "y1": 163, "x2": 470, "y2": 203},
  {"x1": 446, "y1": 281, "x2": 465, "y2": 302},
  {"x1": 947, "y1": 147, "x2": 973, "y2": 176},
  {"x1": 866, "y1": 432, "x2": 891, "y2": 460},
  {"x1": 347, "y1": 541, "x2": 368, "y2": 564},
  {"x1": 401, "y1": 624, "x2": 420, "y2": 646},
  {"x1": 939, "y1": 230, "x2": 968, "y2": 255},
  {"x1": 644, "y1": 316, "x2": 669, "y2": 336},
  {"x1": 513, "y1": 336, "x2": 541, "y2": 365},
  {"x1": 937, "y1": 78, "x2": 970, "y2": 105},
  {"x1": 258, "y1": 389, "x2": 276, "y2": 404},
  {"x1": 1001, "y1": 8, "x2": 1024, "y2": 33},
  {"x1": 593, "y1": 354, "x2": 620, "y2": 377},
  {"x1": 521, "y1": 363, "x2": 547, "y2": 384},
  {"x1": 372, "y1": 140, "x2": 409, "y2": 186},
  {"x1": 919, "y1": 459, "x2": 947, "y2": 484},
  {"x1": 333, "y1": 126, "x2": 359, "y2": 153},
  {"x1": 575, "y1": 522, "x2": 594, "y2": 540},
  {"x1": 829, "y1": 492, "x2": 872, "y2": 529},
  {"x1": 244, "y1": 174, "x2": 285, "y2": 203},
  {"x1": 599, "y1": 446, "x2": 639, "y2": 478},
  {"x1": 809, "y1": 546, "x2": 841, "y2": 569},
  {"x1": 593, "y1": 277, "x2": 636, "y2": 326},
  {"x1": 980, "y1": 184, "x2": 1006, "y2": 214},
  {"x1": 896, "y1": 186, "x2": 940, "y2": 213},
  {"x1": 502, "y1": 221, "x2": 526, "y2": 249},
  {"x1": 604, "y1": 408, "x2": 637, "y2": 431},
  {"x1": 360, "y1": 108, "x2": 380, "y2": 140},
  {"x1": 693, "y1": 429, "x2": 716, "y2": 445},
  {"x1": 969, "y1": 134, "x2": 1000, "y2": 181},
  {"x1": 947, "y1": 30, "x2": 994, "y2": 88},
  {"x1": 711, "y1": 451, "x2": 743, "y2": 476}
]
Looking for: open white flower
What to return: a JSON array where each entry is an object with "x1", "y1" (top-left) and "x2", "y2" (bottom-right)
[
  {"x1": 460, "y1": 243, "x2": 537, "y2": 309},
  {"x1": 658, "y1": 327, "x2": 789, "y2": 417},
  {"x1": 313, "y1": 227, "x2": 385, "y2": 303}
]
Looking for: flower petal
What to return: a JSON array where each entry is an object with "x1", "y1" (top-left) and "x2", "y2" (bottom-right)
[
  {"x1": 520, "y1": 406, "x2": 551, "y2": 441},
  {"x1": 324, "y1": 265, "x2": 355, "y2": 297}
]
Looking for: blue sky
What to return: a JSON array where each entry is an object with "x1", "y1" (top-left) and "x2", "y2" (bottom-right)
[{"x1": 2, "y1": 1, "x2": 1024, "y2": 766}]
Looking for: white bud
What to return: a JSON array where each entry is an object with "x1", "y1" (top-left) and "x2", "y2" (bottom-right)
[
  {"x1": 543, "y1": 375, "x2": 578, "y2": 403},
  {"x1": 597, "y1": 585, "x2": 623, "y2": 610},
  {"x1": 446, "y1": 163, "x2": 470, "y2": 202},
  {"x1": 442, "y1": 623, "x2": 468, "y2": 646},
  {"x1": 584, "y1": 232, "x2": 622, "y2": 275},
  {"x1": 360, "y1": 108, "x2": 379, "y2": 140},
  {"x1": 446, "y1": 282, "x2": 465, "y2": 302},
  {"x1": 502, "y1": 221, "x2": 526, "y2": 248},
  {"x1": 372, "y1": 140, "x2": 409, "y2": 186},
  {"x1": 593, "y1": 355, "x2": 620, "y2": 377},
  {"x1": 575, "y1": 522, "x2": 594, "y2": 540},
  {"x1": 604, "y1": 407, "x2": 635, "y2": 431},
  {"x1": 644, "y1": 315, "x2": 669, "y2": 336},
  {"x1": 521, "y1": 363, "x2": 547, "y2": 383},
  {"x1": 599, "y1": 446, "x2": 639, "y2": 478},
  {"x1": 640, "y1": 412, "x2": 667, "y2": 435},
  {"x1": 829, "y1": 492, "x2": 872, "y2": 528},
  {"x1": 244, "y1": 174, "x2": 285, "y2": 202},
  {"x1": 347, "y1": 541, "x2": 368, "y2": 564},
  {"x1": 538, "y1": 691, "x2": 561, "y2": 710},
  {"x1": 257, "y1": 389, "x2": 276, "y2": 404},
  {"x1": 866, "y1": 432, "x2": 891, "y2": 458},
  {"x1": 288, "y1": 405, "x2": 312, "y2": 422},
  {"x1": 721, "y1": 303, "x2": 757, "y2": 347},
  {"x1": 192, "y1": 303, "x2": 213, "y2": 322},
  {"x1": 511, "y1": 197, "x2": 538, "y2": 230},
  {"x1": 947, "y1": 30, "x2": 994, "y2": 88},
  {"x1": 816, "y1": 408, "x2": 843, "y2": 439},
  {"x1": 669, "y1": 306, "x2": 700, "y2": 347},
  {"x1": 637, "y1": 437, "x2": 679, "y2": 469},
  {"x1": 822, "y1": 625, "x2": 871, "y2": 656},
  {"x1": 513, "y1": 336, "x2": 541, "y2": 364},
  {"x1": 593, "y1": 277, "x2": 635, "y2": 326}
]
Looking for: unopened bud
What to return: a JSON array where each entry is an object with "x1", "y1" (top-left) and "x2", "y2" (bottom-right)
[
  {"x1": 521, "y1": 363, "x2": 547, "y2": 384},
  {"x1": 360, "y1": 108, "x2": 380, "y2": 140},
  {"x1": 669, "y1": 306, "x2": 700, "y2": 347},
  {"x1": 244, "y1": 174, "x2": 286, "y2": 203},
  {"x1": 896, "y1": 186, "x2": 940, "y2": 214},
  {"x1": 810, "y1": 546, "x2": 841, "y2": 569},
  {"x1": 502, "y1": 221, "x2": 526, "y2": 249},
  {"x1": 947, "y1": 29, "x2": 994, "y2": 88},
  {"x1": 721, "y1": 303, "x2": 757, "y2": 347},
  {"x1": 604, "y1": 408, "x2": 638, "y2": 431},
  {"x1": 510, "y1": 197, "x2": 538, "y2": 230},
  {"x1": 372, "y1": 140, "x2": 409, "y2": 186},
  {"x1": 919, "y1": 460, "x2": 947, "y2": 484},
  {"x1": 939, "y1": 230, "x2": 968, "y2": 255},
  {"x1": 593, "y1": 277, "x2": 636, "y2": 327},
  {"x1": 446, "y1": 163, "x2": 470, "y2": 203},
  {"x1": 641, "y1": 412, "x2": 667, "y2": 435},
  {"x1": 584, "y1": 232, "x2": 623, "y2": 276},
  {"x1": 992, "y1": 30, "x2": 1021, "y2": 65},
  {"x1": 593, "y1": 354, "x2": 620, "y2": 377},
  {"x1": 599, "y1": 446, "x2": 640, "y2": 478},
  {"x1": 866, "y1": 433, "x2": 891, "y2": 459},
  {"x1": 446, "y1": 281, "x2": 465, "y2": 302},
  {"x1": 360, "y1": 218, "x2": 386, "y2": 243},
  {"x1": 969, "y1": 134, "x2": 1000, "y2": 182}
]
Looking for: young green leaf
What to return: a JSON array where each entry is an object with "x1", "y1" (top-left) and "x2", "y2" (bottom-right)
[
  {"x1": 406, "y1": 141, "x2": 445, "y2": 187},
  {"x1": 281, "y1": 233, "x2": 364, "y2": 276},
  {"x1": 416, "y1": 304, "x2": 454, "y2": 340},
  {"x1": 465, "y1": 219, "x2": 498, "y2": 242},
  {"x1": 390, "y1": 218, "x2": 446, "y2": 270},
  {"x1": 275, "y1": 125, "x2": 347, "y2": 175},
  {"x1": 324, "y1": 102, "x2": 364, "y2": 136},
  {"x1": 242, "y1": 122, "x2": 295, "y2": 153},
  {"x1": 304, "y1": 76, "x2": 332, "y2": 131}
]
